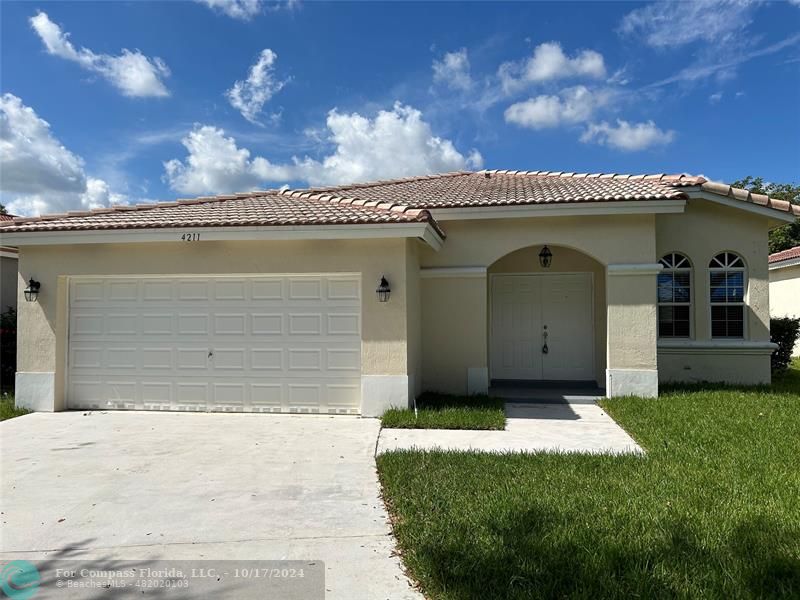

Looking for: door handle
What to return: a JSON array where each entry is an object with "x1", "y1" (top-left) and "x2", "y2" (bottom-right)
[{"x1": 542, "y1": 326, "x2": 549, "y2": 355}]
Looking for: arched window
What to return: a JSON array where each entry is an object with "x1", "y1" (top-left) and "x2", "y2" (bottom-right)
[
  {"x1": 709, "y1": 252, "x2": 746, "y2": 338},
  {"x1": 658, "y1": 252, "x2": 692, "y2": 338}
]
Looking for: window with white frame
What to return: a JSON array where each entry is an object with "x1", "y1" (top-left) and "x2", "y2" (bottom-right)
[
  {"x1": 709, "y1": 252, "x2": 746, "y2": 338},
  {"x1": 657, "y1": 252, "x2": 692, "y2": 338}
]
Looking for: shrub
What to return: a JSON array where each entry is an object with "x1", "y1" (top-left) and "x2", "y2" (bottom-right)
[
  {"x1": 771, "y1": 316, "x2": 800, "y2": 373},
  {"x1": 0, "y1": 306, "x2": 15, "y2": 393}
]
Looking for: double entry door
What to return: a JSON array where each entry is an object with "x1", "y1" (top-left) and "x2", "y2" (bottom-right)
[{"x1": 490, "y1": 273, "x2": 594, "y2": 381}]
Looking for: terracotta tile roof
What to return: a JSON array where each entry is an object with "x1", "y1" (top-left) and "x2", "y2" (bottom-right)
[
  {"x1": 769, "y1": 246, "x2": 800, "y2": 264},
  {"x1": 298, "y1": 170, "x2": 800, "y2": 216},
  {"x1": 1, "y1": 170, "x2": 796, "y2": 236},
  {"x1": 0, "y1": 191, "x2": 444, "y2": 237}
]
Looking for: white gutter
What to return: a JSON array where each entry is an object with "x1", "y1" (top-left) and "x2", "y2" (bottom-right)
[{"x1": 0, "y1": 222, "x2": 445, "y2": 251}]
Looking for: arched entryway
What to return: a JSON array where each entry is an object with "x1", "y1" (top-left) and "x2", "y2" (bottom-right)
[{"x1": 487, "y1": 245, "x2": 606, "y2": 388}]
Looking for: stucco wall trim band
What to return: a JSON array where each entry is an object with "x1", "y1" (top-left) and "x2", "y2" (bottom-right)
[
  {"x1": 658, "y1": 341, "x2": 777, "y2": 355},
  {"x1": 607, "y1": 263, "x2": 663, "y2": 276},
  {"x1": 420, "y1": 267, "x2": 487, "y2": 278}
]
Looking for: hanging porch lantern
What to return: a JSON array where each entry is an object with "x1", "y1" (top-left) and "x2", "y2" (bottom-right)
[
  {"x1": 376, "y1": 275, "x2": 391, "y2": 302},
  {"x1": 538, "y1": 245, "x2": 553, "y2": 268},
  {"x1": 24, "y1": 278, "x2": 41, "y2": 302}
]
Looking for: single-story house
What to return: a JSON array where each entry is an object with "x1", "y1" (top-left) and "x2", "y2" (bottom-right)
[
  {"x1": 0, "y1": 213, "x2": 19, "y2": 313},
  {"x1": 768, "y1": 245, "x2": 800, "y2": 357},
  {"x1": 1, "y1": 170, "x2": 798, "y2": 416}
]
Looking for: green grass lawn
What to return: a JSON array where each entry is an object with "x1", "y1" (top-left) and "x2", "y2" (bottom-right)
[
  {"x1": 381, "y1": 392, "x2": 506, "y2": 430},
  {"x1": 0, "y1": 394, "x2": 30, "y2": 421},
  {"x1": 378, "y1": 361, "x2": 800, "y2": 599}
]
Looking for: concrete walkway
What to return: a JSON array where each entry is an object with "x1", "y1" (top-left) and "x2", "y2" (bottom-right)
[{"x1": 376, "y1": 394, "x2": 644, "y2": 455}]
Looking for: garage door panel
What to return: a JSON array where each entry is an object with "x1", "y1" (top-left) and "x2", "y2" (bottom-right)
[
  {"x1": 214, "y1": 279, "x2": 247, "y2": 300},
  {"x1": 142, "y1": 314, "x2": 173, "y2": 334},
  {"x1": 143, "y1": 280, "x2": 173, "y2": 301},
  {"x1": 211, "y1": 383, "x2": 245, "y2": 410},
  {"x1": 143, "y1": 348, "x2": 173, "y2": 369},
  {"x1": 142, "y1": 382, "x2": 172, "y2": 408},
  {"x1": 67, "y1": 275, "x2": 361, "y2": 414},
  {"x1": 251, "y1": 348, "x2": 283, "y2": 370},
  {"x1": 327, "y1": 313, "x2": 360, "y2": 335},
  {"x1": 288, "y1": 349, "x2": 322, "y2": 371},
  {"x1": 289, "y1": 278, "x2": 322, "y2": 300},
  {"x1": 178, "y1": 314, "x2": 209, "y2": 334},
  {"x1": 107, "y1": 314, "x2": 138, "y2": 335},
  {"x1": 327, "y1": 278, "x2": 360, "y2": 300},
  {"x1": 177, "y1": 348, "x2": 210, "y2": 369},
  {"x1": 106, "y1": 348, "x2": 138, "y2": 369},
  {"x1": 250, "y1": 384, "x2": 283, "y2": 411},
  {"x1": 72, "y1": 314, "x2": 104, "y2": 336},
  {"x1": 212, "y1": 348, "x2": 246, "y2": 370},
  {"x1": 178, "y1": 280, "x2": 209, "y2": 300},
  {"x1": 327, "y1": 348, "x2": 361, "y2": 372},
  {"x1": 252, "y1": 314, "x2": 283, "y2": 335},
  {"x1": 214, "y1": 314, "x2": 246, "y2": 335},
  {"x1": 288, "y1": 313, "x2": 323, "y2": 335}
]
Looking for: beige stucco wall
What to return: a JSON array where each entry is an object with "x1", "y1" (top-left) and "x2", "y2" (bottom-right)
[
  {"x1": 606, "y1": 272, "x2": 659, "y2": 370},
  {"x1": 16, "y1": 238, "x2": 415, "y2": 409},
  {"x1": 419, "y1": 214, "x2": 657, "y2": 394},
  {"x1": 655, "y1": 199, "x2": 774, "y2": 383},
  {"x1": 769, "y1": 263, "x2": 800, "y2": 356},
  {"x1": 405, "y1": 240, "x2": 423, "y2": 396}
]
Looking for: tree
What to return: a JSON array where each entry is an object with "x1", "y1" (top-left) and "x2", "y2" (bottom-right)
[
  {"x1": 731, "y1": 176, "x2": 800, "y2": 254},
  {"x1": 0, "y1": 203, "x2": 6, "y2": 215}
]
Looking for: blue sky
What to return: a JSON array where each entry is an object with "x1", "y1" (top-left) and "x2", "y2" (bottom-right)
[{"x1": 1, "y1": 0, "x2": 799, "y2": 216}]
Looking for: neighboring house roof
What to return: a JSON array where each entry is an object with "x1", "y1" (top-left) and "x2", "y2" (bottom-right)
[
  {"x1": 0, "y1": 170, "x2": 797, "y2": 235},
  {"x1": 769, "y1": 246, "x2": 800, "y2": 264},
  {"x1": 0, "y1": 214, "x2": 16, "y2": 221},
  {"x1": 0, "y1": 191, "x2": 443, "y2": 236}
]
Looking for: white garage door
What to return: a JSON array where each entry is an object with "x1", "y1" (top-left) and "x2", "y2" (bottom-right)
[{"x1": 67, "y1": 275, "x2": 362, "y2": 414}]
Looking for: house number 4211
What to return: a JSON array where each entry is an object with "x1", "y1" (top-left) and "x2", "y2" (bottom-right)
[{"x1": 181, "y1": 233, "x2": 200, "y2": 242}]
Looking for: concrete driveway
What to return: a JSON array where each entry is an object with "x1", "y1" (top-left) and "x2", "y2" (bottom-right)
[{"x1": 0, "y1": 411, "x2": 419, "y2": 599}]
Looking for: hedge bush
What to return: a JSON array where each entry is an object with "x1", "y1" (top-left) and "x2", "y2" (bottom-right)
[
  {"x1": 771, "y1": 316, "x2": 800, "y2": 373},
  {"x1": 0, "y1": 307, "x2": 16, "y2": 393}
]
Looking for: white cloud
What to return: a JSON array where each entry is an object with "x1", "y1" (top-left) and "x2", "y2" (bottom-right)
[
  {"x1": 195, "y1": 0, "x2": 263, "y2": 20},
  {"x1": 164, "y1": 103, "x2": 482, "y2": 194},
  {"x1": 29, "y1": 11, "x2": 170, "y2": 98},
  {"x1": 709, "y1": 92, "x2": 723, "y2": 104},
  {"x1": 619, "y1": 0, "x2": 757, "y2": 49},
  {"x1": 498, "y1": 42, "x2": 606, "y2": 94},
  {"x1": 226, "y1": 49, "x2": 288, "y2": 124},
  {"x1": 580, "y1": 119, "x2": 675, "y2": 151},
  {"x1": 504, "y1": 86, "x2": 604, "y2": 129},
  {"x1": 643, "y1": 33, "x2": 800, "y2": 89},
  {"x1": 432, "y1": 48, "x2": 473, "y2": 91},
  {"x1": 295, "y1": 103, "x2": 482, "y2": 185},
  {"x1": 163, "y1": 125, "x2": 292, "y2": 195},
  {"x1": 0, "y1": 94, "x2": 123, "y2": 216},
  {"x1": 196, "y1": 0, "x2": 299, "y2": 20}
]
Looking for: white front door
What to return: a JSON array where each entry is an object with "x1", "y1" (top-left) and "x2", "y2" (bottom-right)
[
  {"x1": 67, "y1": 275, "x2": 362, "y2": 414},
  {"x1": 491, "y1": 273, "x2": 594, "y2": 381}
]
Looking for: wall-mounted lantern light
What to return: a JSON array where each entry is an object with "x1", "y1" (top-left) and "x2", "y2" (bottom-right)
[
  {"x1": 24, "y1": 278, "x2": 41, "y2": 302},
  {"x1": 376, "y1": 275, "x2": 391, "y2": 302},
  {"x1": 539, "y1": 245, "x2": 553, "y2": 268}
]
